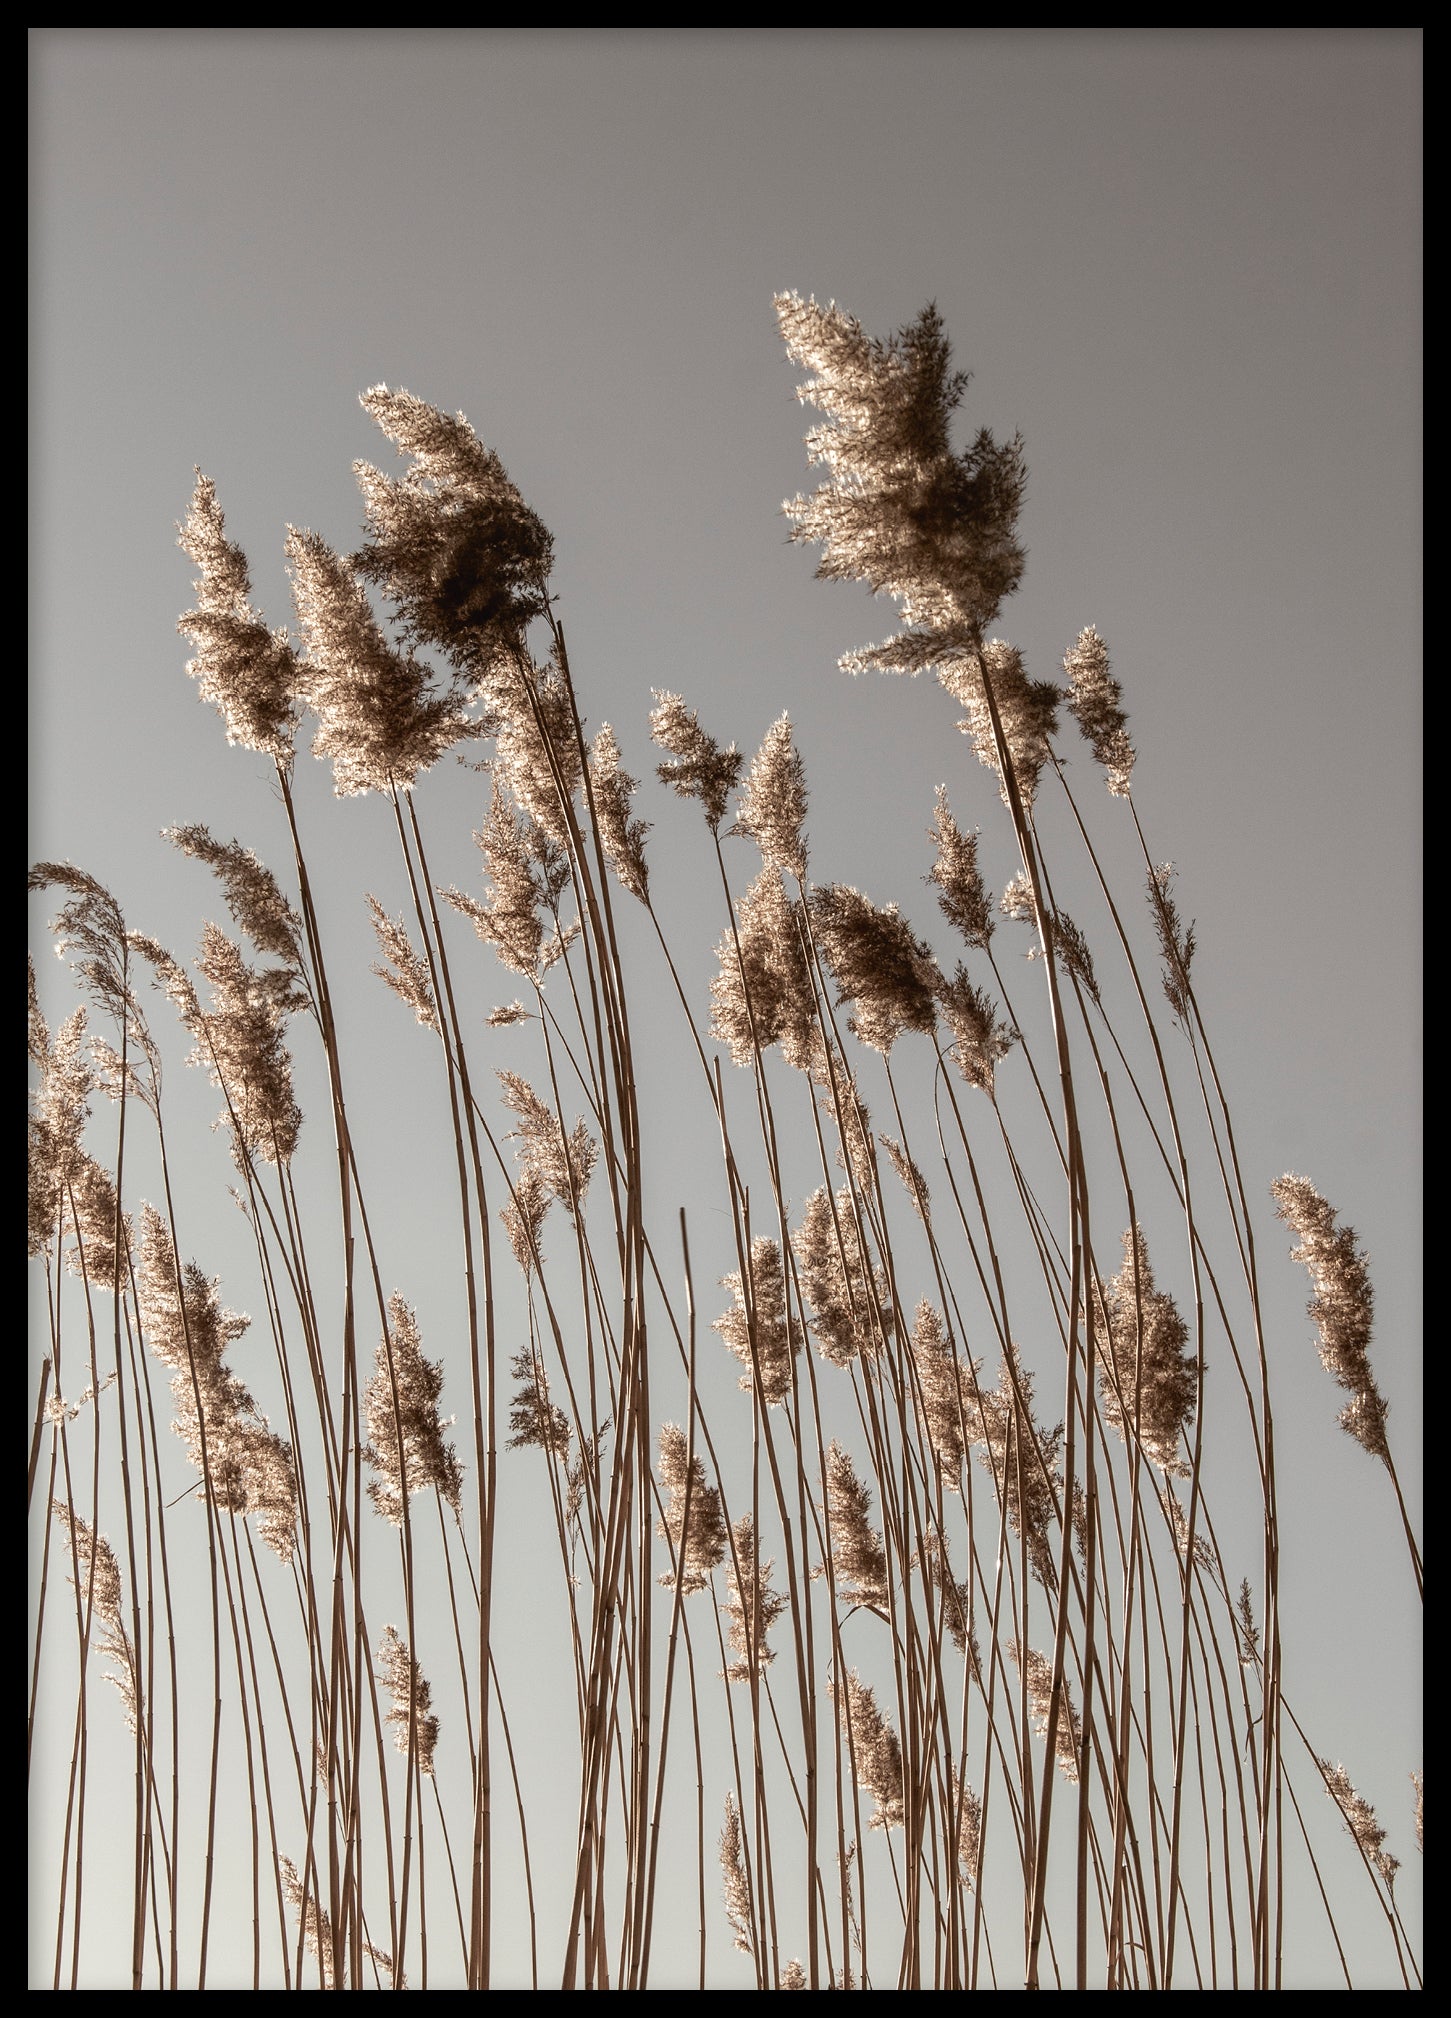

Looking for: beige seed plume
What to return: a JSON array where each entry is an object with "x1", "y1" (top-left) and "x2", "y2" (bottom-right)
[
  {"x1": 909, "y1": 1301, "x2": 981, "y2": 1489},
  {"x1": 477, "y1": 648, "x2": 583, "y2": 850},
  {"x1": 286, "y1": 526, "x2": 476, "y2": 797},
  {"x1": 649, "y1": 688, "x2": 743, "y2": 832},
  {"x1": 506, "y1": 1347, "x2": 571, "y2": 1456},
  {"x1": 879, "y1": 1133, "x2": 930, "y2": 1219},
  {"x1": 588, "y1": 722, "x2": 650, "y2": 903},
  {"x1": 1063, "y1": 625, "x2": 1135, "y2": 795},
  {"x1": 719, "y1": 1792, "x2": 755, "y2": 1956},
  {"x1": 927, "y1": 787, "x2": 994, "y2": 948},
  {"x1": 51, "y1": 1501, "x2": 140, "y2": 1732},
  {"x1": 808, "y1": 883, "x2": 939, "y2": 1055},
  {"x1": 1320, "y1": 1760, "x2": 1399, "y2": 1890},
  {"x1": 352, "y1": 383, "x2": 553, "y2": 676},
  {"x1": 1148, "y1": 865, "x2": 1196, "y2": 1029},
  {"x1": 177, "y1": 473, "x2": 301, "y2": 761},
  {"x1": 367, "y1": 895, "x2": 438, "y2": 1031},
  {"x1": 792, "y1": 1187, "x2": 892, "y2": 1366},
  {"x1": 708, "y1": 864, "x2": 818, "y2": 1072},
  {"x1": 937, "y1": 640, "x2": 1061, "y2": 811},
  {"x1": 957, "y1": 1779, "x2": 983, "y2": 1888},
  {"x1": 378, "y1": 1625, "x2": 440, "y2": 1777},
  {"x1": 721, "y1": 1515, "x2": 788, "y2": 1682},
  {"x1": 1271, "y1": 1175, "x2": 1388, "y2": 1463},
  {"x1": 361, "y1": 1294, "x2": 464, "y2": 1521},
  {"x1": 1010, "y1": 1642, "x2": 1082, "y2": 1783},
  {"x1": 498, "y1": 1072, "x2": 597, "y2": 1219},
  {"x1": 1094, "y1": 1227, "x2": 1197, "y2": 1476},
  {"x1": 713, "y1": 1237, "x2": 803, "y2": 1405},
  {"x1": 731, "y1": 714, "x2": 809, "y2": 880},
  {"x1": 975, "y1": 1347, "x2": 1063, "y2": 1592},
  {"x1": 934, "y1": 965, "x2": 1017, "y2": 1097},
  {"x1": 775, "y1": 292, "x2": 1026, "y2": 665},
  {"x1": 821, "y1": 1441, "x2": 889, "y2": 1616},
  {"x1": 830, "y1": 1669, "x2": 904, "y2": 1829},
  {"x1": 656, "y1": 1422, "x2": 727, "y2": 1593},
  {"x1": 166, "y1": 825, "x2": 306, "y2": 972},
  {"x1": 443, "y1": 784, "x2": 575, "y2": 983}
]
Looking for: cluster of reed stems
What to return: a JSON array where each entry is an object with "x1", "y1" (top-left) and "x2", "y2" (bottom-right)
[{"x1": 29, "y1": 293, "x2": 1420, "y2": 1989}]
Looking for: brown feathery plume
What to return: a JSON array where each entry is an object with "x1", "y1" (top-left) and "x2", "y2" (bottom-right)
[
  {"x1": 1010, "y1": 1642, "x2": 1082, "y2": 1783},
  {"x1": 47, "y1": 1372, "x2": 119, "y2": 1428},
  {"x1": 708, "y1": 864, "x2": 818, "y2": 1072},
  {"x1": 497, "y1": 1072, "x2": 597, "y2": 1218},
  {"x1": 1235, "y1": 1580, "x2": 1261, "y2": 1669},
  {"x1": 506, "y1": 1347, "x2": 572, "y2": 1457},
  {"x1": 999, "y1": 871, "x2": 1099, "y2": 1001},
  {"x1": 443, "y1": 781, "x2": 575, "y2": 982},
  {"x1": 177, "y1": 472, "x2": 301, "y2": 761},
  {"x1": 28, "y1": 1000, "x2": 92, "y2": 1261},
  {"x1": 367, "y1": 895, "x2": 439, "y2": 1031},
  {"x1": 819, "y1": 1056, "x2": 876, "y2": 1193},
  {"x1": 820, "y1": 1442, "x2": 889, "y2": 1616},
  {"x1": 781, "y1": 1958, "x2": 807, "y2": 1988},
  {"x1": 1148, "y1": 864, "x2": 1196, "y2": 1029},
  {"x1": 278, "y1": 1859, "x2": 399, "y2": 1988},
  {"x1": 1094, "y1": 1227, "x2": 1198, "y2": 1476},
  {"x1": 731, "y1": 714, "x2": 809, "y2": 880},
  {"x1": 378, "y1": 1624, "x2": 440, "y2": 1777},
  {"x1": 976, "y1": 1347, "x2": 1063, "y2": 1591},
  {"x1": 831, "y1": 1670, "x2": 904, "y2": 1829},
  {"x1": 807, "y1": 883, "x2": 939, "y2": 1054},
  {"x1": 1051, "y1": 908, "x2": 1101, "y2": 1006},
  {"x1": 1063, "y1": 625, "x2": 1135, "y2": 795},
  {"x1": 1271, "y1": 1175, "x2": 1389, "y2": 1463},
  {"x1": 136, "y1": 1202, "x2": 253, "y2": 1507},
  {"x1": 486, "y1": 999, "x2": 530, "y2": 1027},
  {"x1": 656, "y1": 1423, "x2": 727, "y2": 1593},
  {"x1": 588, "y1": 722, "x2": 650, "y2": 902},
  {"x1": 934, "y1": 965, "x2": 1017, "y2": 1097},
  {"x1": 478, "y1": 645, "x2": 584, "y2": 850},
  {"x1": 51, "y1": 1501, "x2": 140, "y2": 1732},
  {"x1": 776, "y1": 292, "x2": 1025, "y2": 668},
  {"x1": 879, "y1": 1132, "x2": 930, "y2": 1219},
  {"x1": 1411, "y1": 1771, "x2": 1423, "y2": 1854},
  {"x1": 915, "y1": 1531, "x2": 975, "y2": 1658},
  {"x1": 361, "y1": 1294, "x2": 464, "y2": 1521},
  {"x1": 189, "y1": 924, "x2": 304, "y2": 1166},
  {"x1": 1158, "y1": 1486, "x2": 1217, "y2": 1573},
  {"x1": 165, "y1": 825, "x2": 306, "y2": 972},
  {"x1": 501, "y1": 1167, "x2": 551, "y2": 1276},
  {"x1": 1319, "y1": 1761, "x2": 1400, "y2": 1890},
  {"x1": 278, "y1": 1857, "x2": 336, "y2": 1988},
  {"x1": 61, "y1": 1153, "x2": 130, "y2": 1292},
  {"x1": 719, "y1": 1792, "x2": 755, "y2": 1956},
  {"x1": 957, "y1": 1779, "x2": 983, "y2": 1888},
  {"x1": 999, "y1": 869, "x2": 1036, "y2": 927},
  {"x1": 352, "y1": 383, "x2": 553, "y2": 674},
  {"x1": 285, "y1": 526, "x2": 476, "y2": 796},
  {"x1": 713, "y1": 1237, "x2": 804, "y2": 1405},
  {"x1": 30, "y1": 866, "x2": 157, "y2": 1077},
  {"x1": 720, "y1": 1515, "x2": 788, "y2": 1682},
  {"x1": 135, "y1": 1204, "x2": 297, "y2": 1556},
  {"x1": 937, "y1": 639, "x2": 1061, "y2": 810},
  {"x1": 926, "y1": 786, "x2": 994, "y2": 948},
  {"x1": 648, "y1": 689, "x2": 743, "y2": 832},
  {"x1": 792, "y1": 1188, "x2": 892, "y2": 1367},
  {"x1": 909, "y1": 1301, "x2": 981, "y2": 1490}
]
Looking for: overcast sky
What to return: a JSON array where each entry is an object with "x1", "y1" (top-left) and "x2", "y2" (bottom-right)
[{"x1": 31, "y1": 29, "x2": 1419, "y2": 1988}]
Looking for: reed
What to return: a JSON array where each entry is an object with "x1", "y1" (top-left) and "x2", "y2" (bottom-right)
[{"x1": 29, "y1": 292, "x2": 1419, "y2": 1989}]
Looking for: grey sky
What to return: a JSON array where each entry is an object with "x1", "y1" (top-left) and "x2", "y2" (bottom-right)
[{"x1": 31, "y1": 29, "x2": 1419, "y2": 1987}]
